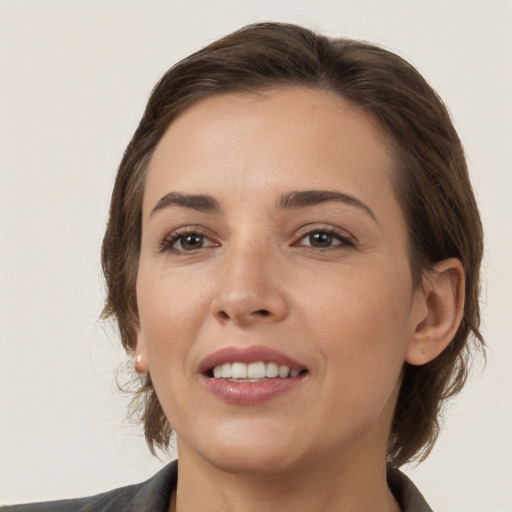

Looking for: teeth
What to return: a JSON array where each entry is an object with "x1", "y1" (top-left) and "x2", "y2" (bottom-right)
[
  {"x1": 278, "y1": 365, "x2": 290, "y2": 378},
  {"x1": 248, "y1": 362, "x2": 266, "y2": 379},
  {"x1": 211, "y1": 361, "x2": 303, "y2": 380},
  {"x1": 266, "y1": 362, "x2": 279, "y2": 378},
  {"x1": 231, "y1": 362, "x2": 248, "y2": 379},
  {"x1": 221, "y1": 362, "x2": 232, "y2": 379}
]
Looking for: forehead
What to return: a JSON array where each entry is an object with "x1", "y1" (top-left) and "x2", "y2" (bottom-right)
[{"x1": 144, "y1": 87, "x2": 396, "y2": 213}]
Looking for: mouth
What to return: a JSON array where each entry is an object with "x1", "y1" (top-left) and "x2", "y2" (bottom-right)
[
  {"x1": 207, "y1": 361, "x2": 308, "y2": 382},
  {"x1": 199, "y1": 346, "x2": 309, "y2": 404}
]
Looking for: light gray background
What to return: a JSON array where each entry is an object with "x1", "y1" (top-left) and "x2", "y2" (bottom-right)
[{"x1": 1, "y1": 1, "x2": 511, "y2": 510}]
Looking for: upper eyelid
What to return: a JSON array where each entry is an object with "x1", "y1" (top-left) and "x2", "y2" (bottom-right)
[
  {"x1": 164, "y1": 225, "x2": 215, "y2": 238},
  {"x1": 294, "y1": 223, "x2": 356, "y2": 240}
]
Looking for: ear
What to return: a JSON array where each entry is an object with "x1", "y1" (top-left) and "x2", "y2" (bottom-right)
[
  {"x1": 134, "y1": 327, "x2": 150, "y2": 374},
  {"x1": 406, "y1": 258, "x2": 465, "y2": 366}
]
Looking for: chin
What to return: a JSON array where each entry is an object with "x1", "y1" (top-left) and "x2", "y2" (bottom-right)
[
  {"x1": 209, "y1": 445, "x2": 306, "y2": 477},
  {"x1": 178, "y1": 418, "x2": 312, "y2": 476}
]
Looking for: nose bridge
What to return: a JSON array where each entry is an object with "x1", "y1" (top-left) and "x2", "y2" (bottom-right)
[{"x1": 211, "y1": 229, "x2": 287, "y2": 325}]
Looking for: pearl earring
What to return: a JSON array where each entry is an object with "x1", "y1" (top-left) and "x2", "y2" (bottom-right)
[{"x1": 134, "y1": 353, "x2": 144, "y2": 374}]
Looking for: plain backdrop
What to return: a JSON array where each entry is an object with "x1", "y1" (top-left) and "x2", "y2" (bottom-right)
[{"x1": 1, "y1": 1, "x2": 511, "y2": 510}]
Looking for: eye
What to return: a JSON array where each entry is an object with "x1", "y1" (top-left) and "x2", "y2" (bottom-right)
[
  {"x1": 160, "y1": 228, "x2": 218, "y2": 253},
  {"x1": 175, "y1": 233, "x2": 208, "y2": 251},
  {"x1": 296, "y1": 228, "x2": 354, "y2": 249}
]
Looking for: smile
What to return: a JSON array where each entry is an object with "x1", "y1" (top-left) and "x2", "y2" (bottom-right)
[
  {"x1": 199, "y1": 346, "x2": 308, "y2": 404},
  {"x1": 211, "y1": 361, "x2": 303, "y2": 381}
]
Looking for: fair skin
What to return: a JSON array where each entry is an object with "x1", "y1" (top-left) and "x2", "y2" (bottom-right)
[{"x1": 135, "y1": 87, "x2": 464, "y2": 512}]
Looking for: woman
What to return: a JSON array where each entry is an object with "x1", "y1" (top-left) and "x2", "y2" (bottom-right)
[{"x1": 5, "y1": 22, "x2": 483, "y2": 512}]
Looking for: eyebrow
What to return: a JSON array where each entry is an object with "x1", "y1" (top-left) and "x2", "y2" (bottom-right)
[
  {"x1": 277, "y1": 190, "x2": 377, "y2": 223},
  {"x1": 150, "y1": 192, "x2": 221, "y2": 216},
  {"x1": 150, "y1": 189, "x2": 377, "y2": 223}
]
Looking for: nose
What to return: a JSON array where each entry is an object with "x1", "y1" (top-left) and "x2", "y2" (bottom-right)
[{"x1": 210, "y1": 241, "x2": 289, "y2": 327}]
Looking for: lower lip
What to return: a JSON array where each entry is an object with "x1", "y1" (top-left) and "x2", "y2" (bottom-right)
[{"x1": 201, "y1": 375, "x2": 304, "y2": 405}]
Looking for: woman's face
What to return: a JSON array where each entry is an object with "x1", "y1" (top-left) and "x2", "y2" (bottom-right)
[{"x1": 136, "y1": 87, "x2": 426, "y2": 473}]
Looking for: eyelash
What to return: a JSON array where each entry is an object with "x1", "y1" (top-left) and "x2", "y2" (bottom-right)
[
  {"x1": 158, "y1": 226, "x2": 356, "y2": 254},
  {"x1": 294, "y1": 226, "x2": 355, "y2": 250},
  {"x1": 158, "y1": 226, "x2": 217, "y2": 254}
]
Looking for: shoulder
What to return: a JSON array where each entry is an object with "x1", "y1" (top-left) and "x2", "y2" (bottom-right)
[
  {"x1": 387, "y1": 465, "x2": 434, "y2": 512},
  {"x1": 1, "y1": 461, "x2": 177, "y2": 512}
]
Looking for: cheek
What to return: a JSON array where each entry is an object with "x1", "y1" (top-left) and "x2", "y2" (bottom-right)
[
  {"x1": 296, "y1": 258, "x2": 413, "y2": 379},
  {"x1": 136, "y1": 270, "x2": 212, "y2": 428},
  {"x1": 136, "y1": 267, "x2": 211, "y2": 368}
]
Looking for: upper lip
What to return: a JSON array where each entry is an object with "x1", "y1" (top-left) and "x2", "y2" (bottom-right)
[{"x1": 198, "y1": 345, "x2": 307, "y2": 374}]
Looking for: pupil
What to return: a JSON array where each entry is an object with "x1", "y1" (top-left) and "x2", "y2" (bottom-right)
[
  {"x1": 310, "y1": 232, "x2": 332, "y2": 247},
  {"x1": 182, "y1": 234, "x2": 203, "y2": 250}
]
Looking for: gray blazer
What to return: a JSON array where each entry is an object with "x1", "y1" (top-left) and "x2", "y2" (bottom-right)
[{"x1": 2, "y1": 461, "x2": 433, "y2": 511}]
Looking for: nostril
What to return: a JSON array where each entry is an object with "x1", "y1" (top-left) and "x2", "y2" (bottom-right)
[{"x1": 254, "y1": 309, "x2": 270, "y2": 317}]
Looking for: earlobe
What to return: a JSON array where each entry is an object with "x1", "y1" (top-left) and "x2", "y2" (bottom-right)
[
  {"x1": 406, "y1": 258, "x2": 465, "y2": 366},
  {"x1": 134, "y1": 329, "x2": 150, "y2": 374}
]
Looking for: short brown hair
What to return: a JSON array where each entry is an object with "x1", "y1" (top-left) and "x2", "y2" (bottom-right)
[{"x1": 102, "y1": 22, "x2": 484, "y2": 466}]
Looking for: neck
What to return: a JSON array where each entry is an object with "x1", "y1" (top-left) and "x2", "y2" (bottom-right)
[{"x1": 171, "y1": 445, "x2": 400, "y2": 512}]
